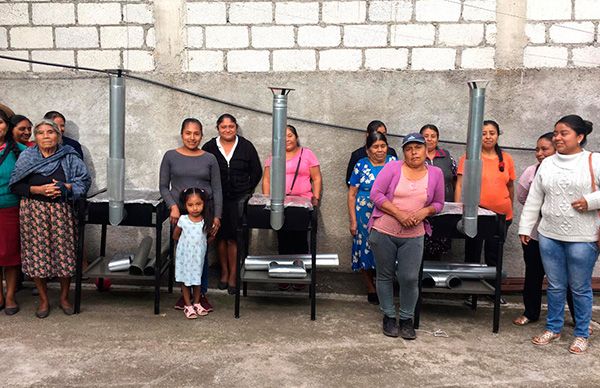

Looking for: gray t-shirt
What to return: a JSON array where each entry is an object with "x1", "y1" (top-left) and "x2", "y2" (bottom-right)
[{"x1": 159, "y1": 149, "x2": 223, "y2": 218}]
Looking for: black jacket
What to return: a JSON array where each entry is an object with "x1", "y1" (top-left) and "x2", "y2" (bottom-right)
[{"x1": 202, "y1": 136, "x2": 262, "y2": 200}]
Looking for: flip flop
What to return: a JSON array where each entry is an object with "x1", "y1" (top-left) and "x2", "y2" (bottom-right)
[
  {"x1": 5, "y1": 305, "x2": 19, "y2": 316},
  {"x1": 35, "y1": 309, "x2": 50, "y2": 319},
  {"x1": 59, "y1": 304, "x2": 75, "y2": 316}
]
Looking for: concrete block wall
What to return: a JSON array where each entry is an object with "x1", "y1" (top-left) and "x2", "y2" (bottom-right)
[
  {"x1": 524, "y1": 0, "x2": 600, "y2": 68},
  {"x1": 184, "y1": 0, "x2": 499, "y2": 72},
  {"x1": 0, "y1": 1, "x2": 155, "y2": 72}
]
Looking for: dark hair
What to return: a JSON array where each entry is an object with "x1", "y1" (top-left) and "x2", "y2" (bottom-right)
[
  {"x1": 483, "y1": 120, "x2": 504, "y2": 172},
  {"x1": 43, "y1": 110, "x2": 66, "y2": 122},
  {"x1": 286, "y1": 124, "x2": 300, "y2": 147},
  {"x1": 419, "y1": 124, "x2": 439, "y2": 137},
  {"x1": 538, "y1": 132, "x2": 554, "y2": 143},
  {"x1": 180, "y1": 188, "x2": 212, "y2": 234},
  {"x1": 10, "y1": 115, "x2": 32, "y2": 143},
  {"x1": 0, "y1": 110, "x2": 21, "y2": 165},
  {"x1": 216, "y1": 113, "x2": 238, "y2": 128},
  {"x1": 366, "y1": 131, "x2": 388, "y2": 149},
  {"x1": 180, "y1": 118, "x2": 202, "y2": 134},
  {"x1": 555, "y1": 115, "x2": 593, "y2": 147},
  {"x1": 367, "y1": 120, "x2": 386, "y2": 136}
]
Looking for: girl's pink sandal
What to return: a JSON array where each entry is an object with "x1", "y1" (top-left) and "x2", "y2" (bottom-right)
[
  {"x1": 184, "y1": 305, "x2": 198, "y2": 319},
  {"x1": 193, "y1": 303, "x2": 209, "y2": 316}
]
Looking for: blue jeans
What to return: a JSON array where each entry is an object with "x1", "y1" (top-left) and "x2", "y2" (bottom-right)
[
  {"x1": 369, "y1": 229, "x2": 424, "y2": 320},
  {"x1": 538, "y1": 234, "x2": 598, "y2": 338}
]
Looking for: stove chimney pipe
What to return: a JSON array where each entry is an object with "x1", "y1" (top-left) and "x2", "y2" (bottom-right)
[
  {"x1": 458, "y1": 80, "x2": 489, "y2": 238},
  {"x1": 108, "y1": 71, "x2": 126, "y2": 225},
  {"x1": 269, "y1": 87, "x2": 293, "y2": 230}
]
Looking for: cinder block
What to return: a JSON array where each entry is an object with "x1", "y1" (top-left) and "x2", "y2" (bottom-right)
[
  {"x1": 411, "y1": 47, "x2": 456, "y2": 70},
  {"x1": 56, "y1": 27, "x2": 99, "y2": 49},
  {"x1": 101, "y1": 26, "x2": 145, "y2": 48},
  {"x1": 227, "y1": 50, "x2": 269, "y2": 72},
  {"x1": 461, "y1": 47, "x2": 494, "y2": 69},
  {"x1": 186, "y1": 2, "x2": 226, "y2": 25},
  {"x1": 77, "y1": 50, "x2": 121, "y2": 70},
  {"x1": 206, "y1": 26, "x2": 248, "y2": 49},
  {"x1": 527, "y1": 0, "x2": 571, "y2": 21},
  {"x1": 33, "y1": 3, "x2": 75, "y2": 25},
  {"x1": 368, "y1": 1, "x2": 412, "y2": 22},
  {"x1": 319, "y1": 49, "x2": 362, "y2": 70},
  {"x1": 78, "y1": 3, "x2": 121, "y2": 25},
  {"x1": 485, "y1": 23, "x2": 496, "y2": 45},
  {"x1": 229, "y1": 2, "x2": 272, "y2": 24},
  {"x1": 123, "y1": 50, "x2": 155, "y2": 72},
  {"x1": 0, "y1": 4, "x2": 29, "y2": 26},
  {"x1": 462, "y1": 0, "x2": 496, "y2": 21},
  {"x1": 439, "y1": 24, "x2": 484, "y2": 46},
  {"x1": 416, "y1": 0, "x2": 461, "y2": 22},
  {"x1": 344, "y1": 25, "x2": 387, "y2": 47},
  {"x1": 298, "y1": 26, "x2": 341, "y2": 47},
  {"x1": 572, "y1": 47, "x2": 600, "y2": 67},
  {"x1": 0, "y1": 28, "x2": 7, "y2": 49},
  {"x1": 390, "y1": 24, "x2": 435, "y2": 47},
  {"x1": 275, "y1": 2, "x2": 319, "y2": 24},
  {"x1": 0, "y1": 50, "x2": 29, "y2": 72},
  {"x1": 146, "y1": 27, "x2": 155, "y2": 48},
  {"x1": 252, "y1": 26, "x2": 294, "y2": 48},
  {"x1": 11, "y1": 27, "x2": 54, "y2": 49},
  {"x1": 124, "y1": 4, "x2": 153, "y2": 24},
  {"x1": 575, "y1": 0, "x2": 600, "y2": 20},
  {"x1": 525, "y1": 23, "x2": 546, "y2": 44},
  {"x1": 187, "y1": 27, "x2": 204, "y2": 49},
  {"x1": 322, "y1": 1, "x2": 367, "y2": 24},
  {"x1": 549, "y1": 22, "x2": 594, "y2": 44},
  {"x1": 272, "y1": 49, "x2": 316, "y2": 71},
  {"x1": 364, "y1": 48, "x2": 408, "y2": 69},
  {"x1": 187, "y1": 50, "x2": 224, "y2": 72},
  {"x1": 31, "y1": 50, "x2": 74, "y2": 72},
  {"x1": 523, "y1": 46, "x2": 568, "y2": 68}
]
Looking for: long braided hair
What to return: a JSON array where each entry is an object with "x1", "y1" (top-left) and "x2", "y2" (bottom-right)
[
  {"x1": 0, "y1": 110, "x2": 21, "y2": 166},
  {"x1": 483, "y1": 120, "x2": 504, "y2": 172}
]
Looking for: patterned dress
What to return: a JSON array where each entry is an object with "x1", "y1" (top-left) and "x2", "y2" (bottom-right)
[
  {"x1": 175, "y1": 215, "x2": 207, "y2": 287},
  {"x1": 349, "y1": 155, "x2": 395, "y2": 271}
]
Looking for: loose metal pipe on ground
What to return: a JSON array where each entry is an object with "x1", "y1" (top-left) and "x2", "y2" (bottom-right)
[
  {"x1": 459, "y1": 80, "x2": 489, "y2": 238},
  {"x1": 269, "y1": 87, "x2": 293, "y2": 230},
  {"x1": 108, "y1": 72, "x2": 126, "y2": 226}
]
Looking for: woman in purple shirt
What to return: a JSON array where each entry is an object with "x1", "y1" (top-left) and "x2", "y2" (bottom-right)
[{"x1": 368, "y1": 133, "x2": 445, "y2": 340}]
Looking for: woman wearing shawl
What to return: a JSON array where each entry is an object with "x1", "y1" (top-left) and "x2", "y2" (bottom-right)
[{"x1": 10, "y1": 119, "x2": 90, "y2": 318}]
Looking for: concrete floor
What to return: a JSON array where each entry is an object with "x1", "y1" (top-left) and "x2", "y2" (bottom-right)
[{"x1": 1, "y1": 286, "x2": 599, "y2": 387}]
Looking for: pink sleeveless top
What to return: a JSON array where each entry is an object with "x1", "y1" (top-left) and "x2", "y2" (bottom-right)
[{"x1": 372, "y1": 172, "x2": 428, "y2": 238}]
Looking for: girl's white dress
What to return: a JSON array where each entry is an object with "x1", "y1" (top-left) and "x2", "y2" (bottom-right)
[{"x1": 175, "y1": 215, "x2": 207, "y2": 286}]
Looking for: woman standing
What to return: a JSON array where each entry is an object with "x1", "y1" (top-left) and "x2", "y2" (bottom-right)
[
  {"x1": 263, "y1": 125, "x2": 322, "y2": 256},
  {"x1": 9, "y1": 119, "x2": 90, "y2": 318},
  {"x1": 159, "y1": 118, "x2": 222, "y2": 311},
  {"x1": 347, "y1": 131, "x2": 395, "y2": 304},
  {"x1": 455, "y1": 121, "x2": 516, "y2": 268},
  {"x1": 368, "y1": 133, "x2": 445, "y2": 339},
  {"x1": 420, "y1": 124, "x2": 457, "y2": 258},
  {"x1": 203, "y1": 114, "x2": 262, "y2": 294},
  {"x1": 0, "y1": 110, "x2": 26, "y2": 315},
  {"x1": 10, "y1": 115, "x2": 34, "y2": 147},
  {"x1": 519, "y1": 115, "x2": 598, "y2": 354},
  {"x1": 345, "y1": 120, "x2": 397, "y2": 186}
]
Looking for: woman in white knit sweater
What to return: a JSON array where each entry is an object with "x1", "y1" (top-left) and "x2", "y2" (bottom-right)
[{"x1": 519, "y1": 115, "x2": 599, "y2": 354}]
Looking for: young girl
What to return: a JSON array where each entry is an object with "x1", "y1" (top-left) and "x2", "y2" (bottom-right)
[{"x1": 173, "y1": 188, "x2": 212, "y2": 319}]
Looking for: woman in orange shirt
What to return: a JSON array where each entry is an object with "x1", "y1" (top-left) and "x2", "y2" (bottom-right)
[{"x1": 455, "y1": 120, "x2": 516, "y2": 273}]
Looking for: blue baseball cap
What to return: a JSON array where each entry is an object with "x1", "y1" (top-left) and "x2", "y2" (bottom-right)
[{"x1": 401, "y1": 132, "x2": 426, "y2": 148}]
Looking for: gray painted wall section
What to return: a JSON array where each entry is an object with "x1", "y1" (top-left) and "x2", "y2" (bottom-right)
[{"x1": 2, "y1": 68, "x2": 599, "y2": 277}]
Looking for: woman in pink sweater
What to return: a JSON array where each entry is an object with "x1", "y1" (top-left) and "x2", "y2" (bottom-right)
[{"x1": 368, "y1": 133, "x2": 445, "y2": 340}]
